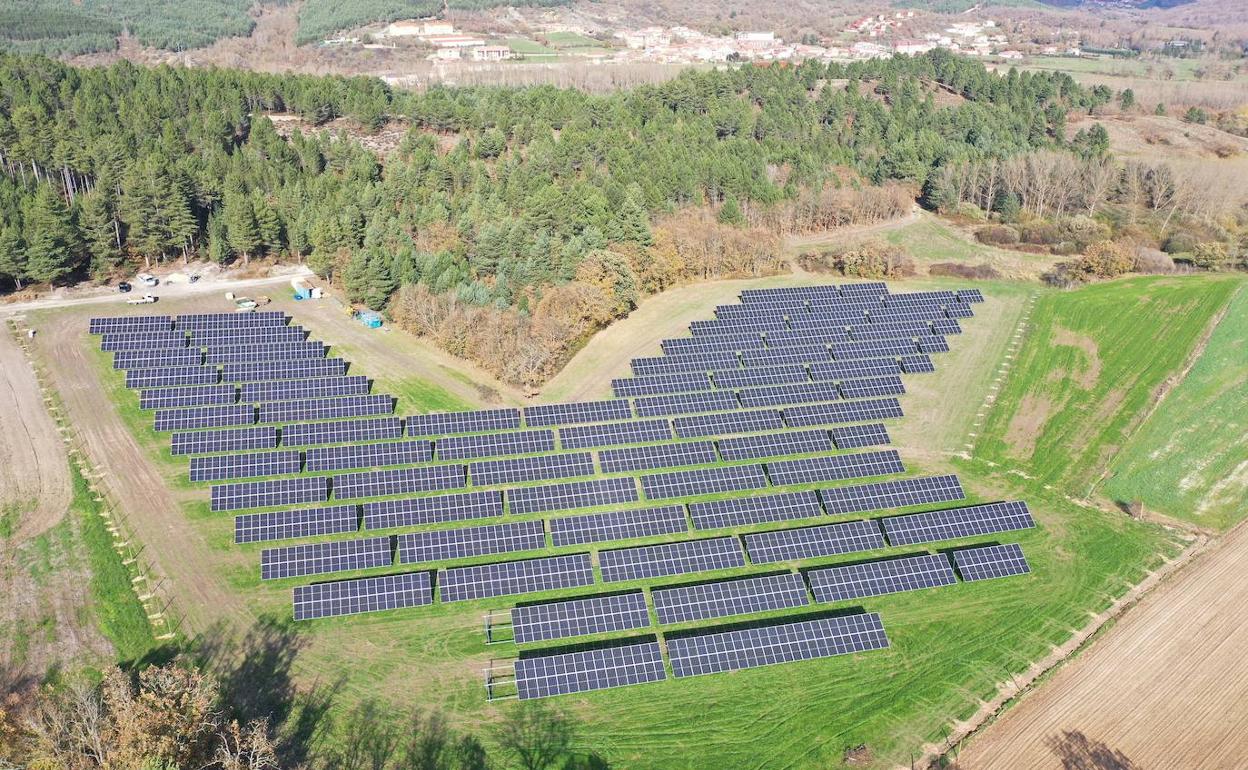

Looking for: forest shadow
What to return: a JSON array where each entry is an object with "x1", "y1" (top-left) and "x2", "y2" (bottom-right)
[{"x1": 1045, "y1": 730, "x2": 1141, "y2": 770}]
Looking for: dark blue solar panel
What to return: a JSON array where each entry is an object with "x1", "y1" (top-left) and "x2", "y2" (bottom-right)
[
  {"x1": 672, "y1": 410, "x2": 784, "y2": 438},
  {"x1": 737, "y1": 381, "x2": 841, "y2": 409},
  {"x1": 139, "y1": 384, "x2": 237, "y2": 410},
  {"x1": 221, "y1": 358, "x2": 346, "y2": 383},
  {"x1": 212, "y1": 476, "x2": 329, "y2": 512},
  {"x1": 830, "y1": 423, "x2": 891, "y2": 449},
  {"x1": 407, "y1": 409, "x2": 522, "y2": 437},
  {"x1": 952, "y1": 543, "x2": 1031, "y2": 582},
  {"x1": 548, "y1": 505, "x2": 689, "y2": 547},
  {"x1": 633, "y1": 390, "x2": 738, "y2": 418},
  {"x1": 559, "y1": 419, "x2": 673, "y2": 449},
  {"x1": 611, "y1": 372, "x2": 712, "y2": 398},
  {"x1": 666, "y1": 613, "x2": 889, "y2": 678},
  {"x1": 279, "y1": 417, "x2": 404, "y2": 447},
  {"x1": 440, "y1": 553, "x2": 595, "y2": 603},
  {"x1": 234, "y1": 504, "x2": 360, "y2": 544},
  {"x1": 204, "y1": 342, "x2": 326, "y2": 364},
  {"x1": 781, "y1": 398, "x2": 904, "y2": 428},
  {"x1": 293, "y1": 572, "x2": 432, "y2": 621},
  {"x1": 819, "y1": 474, "x2": 964, "y2": 515},
  {"x1": 113, "y1": 349, "x2": 202, "y2": 369},
  {"x1": 508, "y1": 477, "x2": 639, "y2": 515},
  {"x1": 396, "y1": 520, "x2": 547, "y2": 563},
  {"x1": 240, "y1": 376, "x2": 371, "y2": 402},
  {"x1": 831, "y1": 339, "x2": 920, "y2": 360},
  {"x1": 126, "y1": 366, "x2": 218, "y2": 389},
  {"x1": 838, "y1": 376, "x2": 906, "y2": 400},
  {"x1": 189, "y1": 450, "x2": 301, "y2": 482},
  {"x1": 652, "y1": 572, "x2": 810, "y2": 625},
  {"x1": 640, "y1": 464, "x2": 769, "y2": 500},
  {"x1": 599, "y1": 537, "x2": 745, "y2": 583},
  {"x1": 304, "y1": 440, "x2": 434, "y2": 472},
  {"x1": 435, "y1": 429, "x2": 554, "y2": 461},
  {"x1": 717, "y1": 429, "x2": 833, "y2": 461},
  {"x1": 740, "y1": 348, "x2": 833, "y2": 368},
  {"x1": 881, "y1": 501, "x2": 1036, "y2": 546},
  {"x1": 100, "y1": 332, "x2": 187, "y2": 352},
  {"x1": 511, "y1": 592, "x2": 652, "y2": 644},
  {"x1": 89, "y1": 315, "x2": 172, "y2": 333},
  {"x1": 631, "y1": 352, "x2": 740, "y2": 376},
  {"x1": 332, "y1": 465, "x2": 466, "y2": 500},
  {"x1": 711, "y1": 365, "x2": 809, "y2": 389},
  {"x1": 807, "y1": 553, "x2": 957, "y2": 602},
  {"x1": 260, "y1": 535, "x2": 392, "y2": 580},
  {"x1": 743, "y1": 519, "x2": 885, "y2": 564},
  {"x1": 257, "y1": 394, "x2": 394, "y2": 423},
  {"x1": 524, "y1": 400, "x2": 633, "y2": 427},
  {"x1": 688, "y1": 490, "x2": 823, "y2": 530},
  {"x1": 899, "y1": 355, "x2": 936, "y2": 374},
  {"x1": 362, "y1": 490, "x2": 504, "y2": 530},
  {"x1": 469, "y1": 452, "x2": 595, "y2": 486},
  {"x1": 766, "y1": 450, "x2": 904, "y2": 486},
  {"x1": 598, "y1": 441, "x2": 718, "y2": 473},
  {"x1": 808, "y1": 359, "x2": 903, "y2": 382},
  {"x1": 154, "y1": 404, "x2": 255, "y2": 432},
  {"x1": 662, "y1": 337, "x2": 765, "y2": 355},
  {"x1": 513, "y1": 640, "x2": 666, "y2": 699},
  {"x1": 170, "y1": 426, "x2": 277, "y2": 455}
]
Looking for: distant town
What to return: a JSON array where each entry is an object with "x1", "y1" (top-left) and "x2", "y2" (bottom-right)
[{"x1": 326, "y1": 12, "x2": 1091, "y2": 70}]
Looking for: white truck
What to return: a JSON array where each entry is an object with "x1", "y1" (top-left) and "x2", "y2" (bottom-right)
[{"x1": 126, "y1": 293, "x2": 158, "y2": 305}]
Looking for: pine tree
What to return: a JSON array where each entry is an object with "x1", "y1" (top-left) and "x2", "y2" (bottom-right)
[
  {"x1": 363, "y1": 252, "x2": 396, "y2": 310},
  {"x1": 78, "y1": 190, "x2": 122, "y2": 279},
  {"x1": 253, "y1": 195, "x2": 283, "y2": 256},
  {"x1": 223, "y1": 190, "x2": 259, "y2": 264},
  {"x1": 718, "y1": 195, "x2": 744, "y2": 226},
  {"x1": 0, "y1": 226, "x2": 26, "y2": 291},
  {"x1": 23, "y1": 186, "x2": 80, "y2": 285},
  {"x1": 615, "y1": 187, "x2": 652, "y2": 246},
  {"x1": 206, "y1": 213, "x2": 230, "y2": 264}
]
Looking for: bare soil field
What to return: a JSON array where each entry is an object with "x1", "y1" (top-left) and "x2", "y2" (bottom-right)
[
  {"x1": 955, "y1": 521, "x2": 1248, "y2": 770},
  {"x1": 0, "y1": 324, "x2": 71, "y2": 540}
]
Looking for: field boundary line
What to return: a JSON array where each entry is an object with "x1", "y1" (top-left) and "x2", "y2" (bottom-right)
[
  {"x1": 917, "y1": 528, "x2": 1213, "y2": 769},
  {"x1": 6, "y1": 320, "x2": 186, "y2": 643}
]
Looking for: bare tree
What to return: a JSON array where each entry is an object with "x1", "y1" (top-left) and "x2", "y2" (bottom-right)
[{"x1": 492, "y1": 702, "x2": 575, "y2": 770}]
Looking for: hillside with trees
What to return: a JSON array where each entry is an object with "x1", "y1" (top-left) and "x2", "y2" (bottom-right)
[
  {"x1": 294, "y1": 0, "x2": 572, "y2": 45},
  {"x1": 0, "y1": 0, "x2": 255, "y2": 56},
  {"x1": 3, "y1": 49, "x2": 1233, "y2": 383}
]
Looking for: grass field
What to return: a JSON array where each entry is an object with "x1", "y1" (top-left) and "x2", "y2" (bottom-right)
[
  {"x1": 1101, "y1": 282, "x2": 1248, "y2": 531},
  {"x1": 1017, "y1": 55, "x2": 1248, "y2": 83},
  {"x1": 543, "y1": 31, "x2": 603, "y2": 49},
  {"x1": 49, "y1": 274, "x2": 1208, "y2": 768},
  {"x1": 973, "y1": 275, "x2": 1242, "y2": 497},
  {"x1": 507, "y1": 38, "x2": 557, "y2": 56}
]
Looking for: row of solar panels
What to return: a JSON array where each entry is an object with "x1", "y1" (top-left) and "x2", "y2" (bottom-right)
[
  {"x1": 701, "y1": 301, "x2": 974, "y2": 329},
  {"x1": 259, "y1": 498, "x2": 1034, "y2": 585},
  {"x1": 630, "y1": 337, "x2": 950, "y2": 377},
  {"x1": 112, "y1": 341, "x2": 326, "y2": 369},
  {"x1": 234, "y1": 471, "x2": 964, "y2": 544},
  {"x1": 171, "y1": 397, "x2": 905, "y2": 463},
  {"x1": 209, "y1": 445, "x2": 908, "y2": 512},
  {"x1": 660, "y1": 318, "x2": 962, "y2": 356},
  {"x1": 295, "y1": 540, "x2": 1026, "y2": 636},
  {"x1": 88, "y1": 310, "x2": 289, "y2": 334},
  {"x1": 100, "y1": 327, "x2": 311, "y2": 351},
  {"x1": 197, "y1": 422, "x2": 890, "y2": 483}
]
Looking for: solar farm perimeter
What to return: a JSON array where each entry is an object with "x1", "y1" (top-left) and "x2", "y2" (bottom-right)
[{"x1": 71, "y1": 281, "x2": 1172, "y2": 768}]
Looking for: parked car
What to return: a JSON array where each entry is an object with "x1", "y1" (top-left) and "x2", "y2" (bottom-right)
[
  {"x1": 136, "y1": 273, "x2": 158, "y2": 287},
  {"x1": 117, "y1": 281, "x2": 132, "y2": 293}
]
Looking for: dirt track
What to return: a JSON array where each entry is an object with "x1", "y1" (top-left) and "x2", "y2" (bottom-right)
[
  {"x1": 956, "y1": 522, "x2": 1248, "y2": 769},
  {"x1": 0, "y1": 326, "x2": 71, "y2": 540}
]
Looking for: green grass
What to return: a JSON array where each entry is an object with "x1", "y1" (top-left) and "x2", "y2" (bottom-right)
[
  {"x1": 72, "y1": 461, "x2": 161, "y2": 663},
  {"x1": 0, "y1": 500, "x2": 19, "y2": 539},
  {"x1": 1101, "y1": 282, "x2": 1248, "y2": 530},
  {"x1": 68, "y1": 278, "x2": 1198, "y2": 768},
  {"x1": 507, "y1": 37, "x2": 556, "y2": 56},
  {"x1": 542, "y1": 31, "x2": 603, "y2": 49},
  {"x1": 974, "y1": 275, "x2": 1241, "y2": 495}
]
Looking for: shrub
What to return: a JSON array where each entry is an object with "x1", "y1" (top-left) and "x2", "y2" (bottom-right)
[
  {"x1": 975, "y1": 224, "x2": 1020, "y2": 246},
  {"x1": 1162, "y1": 231, "x2": 1199, "y2": 255},
  {"x1": 929, "y1": 262, "x2": 1001, "y2": 280},
  {"x1": 1075, "y1": 240, "x2": 1135, "y2": 279},
  {"x1": 1190, "y1": 241, "x2": 1231, "y2": 270},
  {"x1": 1061, "y1": 215, "x2": 1111, "y2": 246},
  {"x1": 1019, "y1": 222, "x2": 1063, "y2": 246},
  {"x1": 800, "y1": 239, "x2": 915, "y2": 279},
  {"x1": 952, "y1": 202, "x2": 987, "y2": 222},
  {"x1": 1133, "y1": 247, "x2": 1175, "y2": 274},
  {"x1": 1052, "y1": 241, "x2": 1080, "y2": 256}
]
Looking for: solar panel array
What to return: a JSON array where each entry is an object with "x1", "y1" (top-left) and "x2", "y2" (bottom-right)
[
  {"x1": 514, "y1": 640, "x2": 666, "y2": 700},
  {"x1": 667, "y1": 613, "x2": 889, "y2": 678},
  {"x1": 651, "y1": 573, "x2": 810, "y2": 625},
  {"x1": 293, "y1": 572, "x2": 432, "y2": 620},
  {"x1": 511, "y1": 592, "x2": 651, "y2": 644},
  {"x1": 91, "y1": 287, "x2": 1035, "y2": 697},
  {"x1": 951, "y1": 543, "x2": 1031, "y2": 582}
]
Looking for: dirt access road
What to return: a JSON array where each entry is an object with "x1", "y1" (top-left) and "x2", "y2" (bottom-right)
[{"x1": 955, "y1": 521, "x2": 1248, "y2": 769}]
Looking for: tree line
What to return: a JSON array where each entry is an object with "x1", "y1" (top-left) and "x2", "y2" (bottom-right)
[
  {"x1": 0, "y1": 50, "x2": 1104, "y2": 380},
  {"x1": 0, "y1": 0, "x2": 256, "y2": 56}
]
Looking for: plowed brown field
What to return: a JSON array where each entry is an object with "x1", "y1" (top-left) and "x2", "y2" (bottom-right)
[{"x1": 956, "y1": 523, "x2": 1248, "y2": 770}]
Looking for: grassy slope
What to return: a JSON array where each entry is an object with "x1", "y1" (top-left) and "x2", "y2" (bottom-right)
[
  {"x1": 974, "y1": 275, "x2": 1241, "y2": 496},
  {"x1": 76, "y1": 274, "x2": 1201, "y2": 768},
  {"x1": 1102, "y1": 282, "x2": 1248, "y2": 530}
]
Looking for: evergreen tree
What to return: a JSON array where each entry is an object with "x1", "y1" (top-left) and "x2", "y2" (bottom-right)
[
  {"x1": 223, "y1": 189, "x2": 260, "y2": 264},
  {"x1": 0, "y1": 226, "x2": 26, "y2": 291},
  {"x1": 23, "y1": 186, "x2": 80, "y2": 285},
  {"x1": 718, "y1": 195, "x2": 744, "y2": 226},
  {"x1": 253, "y1": 195, "x2": 283, "y2": 256},
  {"x1": 78, "y1": 190, "x2": 122, "y2": 279},
  {"x1": 206, "y1": 212, "x2": 230, "y2": 264}
]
